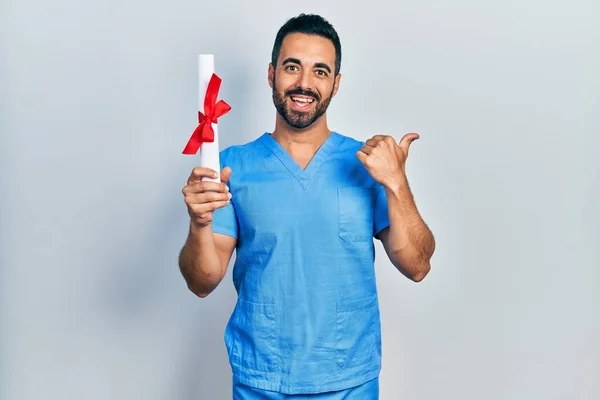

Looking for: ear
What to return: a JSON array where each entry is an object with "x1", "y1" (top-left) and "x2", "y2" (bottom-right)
[
  {"x1": 332, "y1": 73, "x2": 342, "y2": 97},
  {"x1": 268, "y1": 62, "x2": 274, "y2": 89}
]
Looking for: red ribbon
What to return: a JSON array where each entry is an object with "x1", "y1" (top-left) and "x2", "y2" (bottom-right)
[{"x1": 182, "y1": 73, "x2": 231, "y2": 154}]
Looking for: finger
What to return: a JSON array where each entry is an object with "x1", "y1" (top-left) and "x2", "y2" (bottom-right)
[
  {"x1": 188, "y1": 167, "x2": 219, "y2": 183},
  {"x1": 186, "y1": 191, "x2": 232, "y2": 205},
  {"x1": 360, "y1": 144, "x2": 374, "y2": 155},
  {"x1": 371, "y1": 134, "x2": 391, "y2": 142},
  {"x1": 383, "y1": 135, "x2": 397, "y2": 146},
  {"x1": 182, "y1": 181, "x2": 229, "y2": 196},
  {"x1": 355, "y1": 150, "x2": 368, "y2": 165},
  {"x1": 220, "y1": 166, "x2": 233, "y2": 184},
  {"x1": 366, "y1": 136, "x2": 386, "y2": 146},
  {"x1": 190, "y1": 200, "x2": 231, "y2": 215},
  {"x1": 398, "y1": 133, "x2": 420, "y2": 152},
  {"x1": 365, "y1": 138, "x2": 381, "y2": 147},
  {"x1": 368, "y1": 135, "x2": 396, "y2": 148}
]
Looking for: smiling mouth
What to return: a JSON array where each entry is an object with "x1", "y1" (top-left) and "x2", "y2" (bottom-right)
[{"x1": 290, "y1": 96, "x2": 315, "y2": 109}]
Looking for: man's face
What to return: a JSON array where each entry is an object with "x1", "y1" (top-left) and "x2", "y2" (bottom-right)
[{"x1": 269, "y1": 33, "x2": 340, "y2": 130}]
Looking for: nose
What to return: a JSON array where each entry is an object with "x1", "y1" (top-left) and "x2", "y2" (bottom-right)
[{"x1": 297, "y1": 68, "x2": 312, "y2": 89}]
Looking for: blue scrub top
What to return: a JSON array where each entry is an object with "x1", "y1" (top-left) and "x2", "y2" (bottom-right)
[{"x1": 211, "y1": 132, "x2": 390, "y2": 395}]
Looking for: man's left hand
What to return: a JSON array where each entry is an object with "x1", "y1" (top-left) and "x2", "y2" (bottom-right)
[{"x1": 356, "y1": 133, "x2": 420, "y2": 189}]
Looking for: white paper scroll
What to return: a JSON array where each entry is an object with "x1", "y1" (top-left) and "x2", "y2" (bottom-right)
[{"x1": 198, "y1": 54, "x2": 221, "y2": 183}]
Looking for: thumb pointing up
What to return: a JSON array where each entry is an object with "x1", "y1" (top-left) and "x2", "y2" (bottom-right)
[{"x1": 398, "y1": 133, "x2": 420, "y2": 154}]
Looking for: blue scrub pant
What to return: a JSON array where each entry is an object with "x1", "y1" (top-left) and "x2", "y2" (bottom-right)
[{"x1": 233, "y1": 378, "x2": 379, "y2": 399}]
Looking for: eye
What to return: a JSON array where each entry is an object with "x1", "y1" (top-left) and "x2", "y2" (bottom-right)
[
  {"x1": 285, "y1": 65, "x2": 299, "y2": 71},
  {"x1": 315, "y1": 70, "x2": 328, "y2": 77}
]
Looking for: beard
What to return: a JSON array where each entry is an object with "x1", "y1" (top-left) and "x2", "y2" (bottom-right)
[{"x1": 272, "y1": 80, "x2": 334, "y2": 129}]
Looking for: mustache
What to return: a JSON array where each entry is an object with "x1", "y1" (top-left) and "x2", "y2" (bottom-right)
[{"x1": 285, "y1": 88, "x2": 320, "y2": 101}]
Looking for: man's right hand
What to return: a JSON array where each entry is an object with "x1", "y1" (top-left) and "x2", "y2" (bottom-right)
[{"x1": 182, "y1": 167, "x2": 233, "y2": 228}]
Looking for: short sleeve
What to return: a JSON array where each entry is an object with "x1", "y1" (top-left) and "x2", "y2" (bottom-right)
[
  {"x1": 210, "y1": 148, "x2": 239, "y2": 239},
  {"x1": 373, "y1": 184, "x2": 390, "y2": 237},
  {"x1": 212, "y1": 201, "x2": 239, "y2": 239}
]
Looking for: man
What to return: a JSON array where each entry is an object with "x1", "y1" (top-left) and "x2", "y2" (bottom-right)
[{"x1": 179, "y1": 13, "x2": 435, "y2": 399}]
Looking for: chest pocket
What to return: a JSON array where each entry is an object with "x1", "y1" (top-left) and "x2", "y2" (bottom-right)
[{"x1": 337, "y1": 187, "x2": 375, "y2": 243}]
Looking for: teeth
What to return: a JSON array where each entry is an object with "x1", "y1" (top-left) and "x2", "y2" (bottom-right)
[{"x1": 291, "y1": 96, "x2": 314, "y2": 103}]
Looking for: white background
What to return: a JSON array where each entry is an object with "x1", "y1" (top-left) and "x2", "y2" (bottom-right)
[{"x1": 1, "y1": 0, "x2": 599, "y2": 399}]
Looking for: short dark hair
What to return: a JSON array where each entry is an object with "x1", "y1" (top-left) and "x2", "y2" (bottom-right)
[{"x1": 271, "y1": 13, "x2": 342, "y2": 76}]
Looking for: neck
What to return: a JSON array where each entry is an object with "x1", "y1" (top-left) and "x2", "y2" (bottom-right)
[{"x1": 271, "y1": 114, "x2": 331, "y2": 149}]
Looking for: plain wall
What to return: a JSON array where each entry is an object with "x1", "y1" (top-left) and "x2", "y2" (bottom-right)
[{"x1": 1, "y1": 0, "x2": 599, "y2": 399}]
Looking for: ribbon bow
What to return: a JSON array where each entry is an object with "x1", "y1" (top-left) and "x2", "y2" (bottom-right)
[{"x1": 182, "y1": 73, "x2": 231, "y2": 154}]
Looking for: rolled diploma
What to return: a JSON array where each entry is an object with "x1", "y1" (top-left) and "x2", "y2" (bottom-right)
[{"x1": 198, "y1": 54, "x2": 220, "y2": 183}]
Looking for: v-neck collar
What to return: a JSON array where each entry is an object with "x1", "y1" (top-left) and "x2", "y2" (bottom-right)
[{"x1": 259, "y1": 131, "x2": 341, "y2": 189}]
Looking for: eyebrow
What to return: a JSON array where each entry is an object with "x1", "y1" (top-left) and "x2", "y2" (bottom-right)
[{"x1": 281, "y1": 57, "x2": 332, "y2": 74}]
